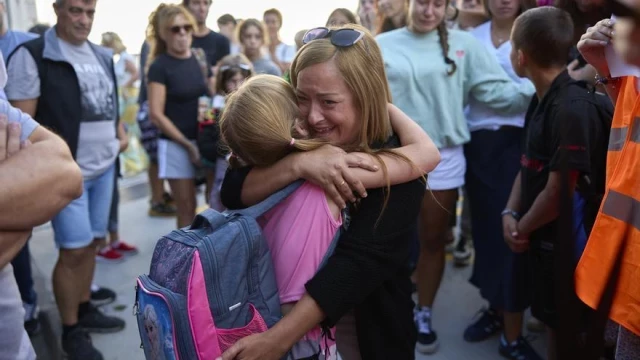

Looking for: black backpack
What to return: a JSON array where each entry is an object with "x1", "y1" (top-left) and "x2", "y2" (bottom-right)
[{"x1": 576, "y1": 84, "x2": 614, "y2": 236}]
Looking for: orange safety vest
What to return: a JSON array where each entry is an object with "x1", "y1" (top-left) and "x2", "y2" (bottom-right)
[{"x1": 575, "y1": 76, "x2": 640, "y2": 336}]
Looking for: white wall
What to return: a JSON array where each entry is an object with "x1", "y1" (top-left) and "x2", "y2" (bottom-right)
[
  {"x1": 6, "y1": 0, "x2": 38, "y2": 31},
  {"x1": 35, "y1": 0, "x2": 358, "y2": 55}
]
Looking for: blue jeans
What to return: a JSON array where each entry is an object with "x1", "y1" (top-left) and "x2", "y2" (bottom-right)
[
  {"x1": 51, "y1": 165, "x2": 116, "y2": 249},
  {"x1": 108, "y1": 168, "x2": 119, "y2": 233},
  {"x1": 10, "y1": 240, "x2": 37, "y2": 305}
]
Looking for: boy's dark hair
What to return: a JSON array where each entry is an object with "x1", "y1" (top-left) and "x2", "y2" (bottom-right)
[
  {"x1": 512, "y1": 7, "x2": 574, "y2": 68},
  {"x1": 217, "y1": 14, "x2": 236, "y2": 26},
  {"x1": 263, "y1": 8, "x2": 283, "y2": 25},
  {"x1": 28, "y1": 23, "x2": 51, "y2": 36}
]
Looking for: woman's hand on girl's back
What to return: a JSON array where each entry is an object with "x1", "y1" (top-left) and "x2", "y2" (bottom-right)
[{"x1": 295, "y1": 144, "x2": 379, "y2": 209}]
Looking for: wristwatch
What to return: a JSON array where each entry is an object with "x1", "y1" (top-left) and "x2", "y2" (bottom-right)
[{"x1": 501, "y1": 208, "x2": 521, "y2": 220}]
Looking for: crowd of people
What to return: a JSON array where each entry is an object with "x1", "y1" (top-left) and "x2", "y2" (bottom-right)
[{"x1": 1, "y1": 0, "x2": 640, "y2": 359}]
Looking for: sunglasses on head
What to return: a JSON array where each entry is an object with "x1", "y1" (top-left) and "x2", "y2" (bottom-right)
[
  {"x1": 170, "y1": 24, "x2": 193, "y2": 34},
  {"x1": 302, "y1": 27, "x2": 365, "y2": 47},
  {"x1": 219, "y1": 64, "x2": 251, "y2": 72}
]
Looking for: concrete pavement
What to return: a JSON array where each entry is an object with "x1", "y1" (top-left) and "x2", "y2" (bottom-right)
[{"x1": 28, "y1": 173, "x2": 548, "y2": 360}]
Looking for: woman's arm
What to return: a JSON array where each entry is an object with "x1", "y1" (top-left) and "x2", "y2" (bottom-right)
[
  {"x1": 347, "y1": 104, "x2": 440, "y2": 188},
  {"x1": 221, "y1": 106, "x2": 438, "y2": 209},
  {"x1": 227, "y1": 145, "x2": 377, "y2": 209},
  {"x1": 220, "y1": 294, "x2": 324, "y2": 360},
  {"x1": 123, "y1": 58, "x2": 139, "y2": 89},
  {"x1": 117, "y1": 122, "x2": 129, "y2": 153}
]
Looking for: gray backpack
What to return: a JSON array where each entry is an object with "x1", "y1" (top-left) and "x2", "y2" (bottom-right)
[{"x1": 134, "y1": 181, "x2": 342, "y2": 359}]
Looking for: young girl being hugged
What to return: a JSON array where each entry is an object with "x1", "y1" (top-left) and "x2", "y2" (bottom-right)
[
  {"x1": 220, "y1": 74, "x2": 435, "y2": 359},
  {"x1": 200, "y1": 53, "x2": 254, "y2": 211}
]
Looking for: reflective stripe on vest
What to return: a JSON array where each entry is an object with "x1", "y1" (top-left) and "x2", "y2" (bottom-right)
[{"x1": 575, "y1": 76, "x2": 640, "y2": 337}]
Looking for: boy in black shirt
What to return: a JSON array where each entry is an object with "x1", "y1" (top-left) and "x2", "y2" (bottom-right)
[
  {"x1": 183, "y1": 0, "x2": 230, "y2": 72},
  {"x1": 503, "y1": 7, "x2": 608, "y2": 360}
]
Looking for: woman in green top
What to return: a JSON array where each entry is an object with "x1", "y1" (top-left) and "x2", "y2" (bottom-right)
[{"x1": 377, "y1": 0, "x2": 535, "y2": 354}]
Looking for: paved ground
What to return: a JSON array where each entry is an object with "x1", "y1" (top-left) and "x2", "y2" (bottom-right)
[{"x1": 29, "y1": 173, "x2": 548, "y2": 360}]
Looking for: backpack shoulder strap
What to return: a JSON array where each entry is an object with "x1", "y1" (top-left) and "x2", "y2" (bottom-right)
[
  {"x1": 316, "y1": 207, "x2": 351, "y2": 272},
  {"x1": 227, "y1": 180, "x2": 305, "y2": 219}
]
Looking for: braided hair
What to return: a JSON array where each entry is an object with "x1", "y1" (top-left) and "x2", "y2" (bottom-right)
[{"x1": 436, "y1": 21, "x2": 457, "y2": 76}]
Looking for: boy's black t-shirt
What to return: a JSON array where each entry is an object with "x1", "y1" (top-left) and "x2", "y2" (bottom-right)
[
  {"x1": 520, "y1": 70, "x2": 607, "y2": 243},
  {"x1": 192, "y1": 30, "x2": 230, "y2": 68},
  {"x1": 147, "y1": 53, "x2": 209, "y2": 140}
]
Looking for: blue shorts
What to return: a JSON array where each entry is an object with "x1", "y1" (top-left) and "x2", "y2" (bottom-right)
[{"x1": 51, "y1": 164, "x2": 116, "y2": 250}]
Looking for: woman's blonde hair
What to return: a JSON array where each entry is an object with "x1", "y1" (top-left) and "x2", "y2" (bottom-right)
[
  {"x1": 145, "y1": 3, "x2": 197, "y2": 73},
  {"x1": 215, "y1": 53, "x2": 254, "y2": 95},
  {"x1": 290, "y1": 24, "x2": 420, "y2": 215},
  {"x1": 101, "y1": 32, "x2": 126, "y2": 53},
  {"x1": 291, "y1": 24, "x2": 393, "y2": 152},
  {"x1": 220, "y1": 75, "x2": 326, "y2": 168}
]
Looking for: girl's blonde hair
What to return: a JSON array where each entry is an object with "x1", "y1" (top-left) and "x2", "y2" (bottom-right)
[
  {"x1": 215, "y1": 53, "x2": 254, "y2": 95},
  {"x1": 220, "y1": 75, "x2": 326, "y2": 168},
  {"x1": 101, "y1": 32, "x2": 126, "y2": 53},
  {"x1": 145, "y1": 3, "x2": 197, "y2": 74}
]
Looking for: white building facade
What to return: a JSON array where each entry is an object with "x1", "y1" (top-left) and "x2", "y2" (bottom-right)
[{"x1": 5, "y1": 0, "x2": 38, "y2": 31}]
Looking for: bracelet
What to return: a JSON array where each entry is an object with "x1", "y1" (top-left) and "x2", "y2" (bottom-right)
[
  {"x1": 594, "y1": 73, "x2": 622, "y2": 88},
  {"x1": 501, "y1": 208, "x2": 521, "y2": 220}
]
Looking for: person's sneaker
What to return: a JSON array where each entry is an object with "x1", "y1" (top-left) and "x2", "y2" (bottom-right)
[
  {"x1": 78, "y1": 303, "x2": 126, "y2": 333},
  {"x1": 464, "y1": 308, "x2": 503, "y2": 342},
  {"x1": 163, "y1": 192, "x2": 175, "y2": 206},
  {"x1": 90, "y1": 286, "x2": 117, "y2": 307},
  {"x1": 148, "y1": 202, "x2": 177, "y2": 217},
  {"x1": 526, "y1": 316, "x2": 546, "y2": 333},
  {"x1": 96, "y1": 247, "x2": 125, "y2": 263},
  {"x1": 453, "y1": 235, "x2": 472, "y2": 267},
  {"x1": 498, "y1": 335, "x2": 543, "y2": 360},
  {"x1": 23, "y1": 302, "x2": 40, "y2": 336},
  {"x1": 62, "y1": 327, "x2": 104, "y2": 360},
  {"x1": 111, "y1": 241, "x2": 139, "y2": 256},
  {"x1": 414, "y1": 306, "x2": 439, "y2": 354}
]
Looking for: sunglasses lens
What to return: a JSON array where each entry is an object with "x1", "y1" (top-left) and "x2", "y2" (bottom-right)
[
  {"x1": 303, "y1": 28, "x2": 329, "y2": 44},
  {"x1": 170, "y1": 25, "x2": 192, "y2": 34},
  {"x1": 332, "y1": 29, "x2": 362, "y2": 47}
]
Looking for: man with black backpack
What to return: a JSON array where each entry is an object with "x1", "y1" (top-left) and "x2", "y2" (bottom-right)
[{"x1": 501, "y1": 7, "x2": 611, "y2": 360}]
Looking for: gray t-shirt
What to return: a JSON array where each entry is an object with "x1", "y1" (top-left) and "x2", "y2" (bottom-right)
[
  {"x1": 252, "y1": 57, "x2": 282, "y2": 77},
  {"x1": 6, "y1": 39, "x2": 119, "y2": 179},
  {"x1": 0, "y1": 265, "x2": 36, "y2": 360}
]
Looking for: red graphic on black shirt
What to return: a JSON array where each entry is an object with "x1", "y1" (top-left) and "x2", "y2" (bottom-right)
[{"x1": 521, "y1": 154, "x2": 545, "y2": 172}]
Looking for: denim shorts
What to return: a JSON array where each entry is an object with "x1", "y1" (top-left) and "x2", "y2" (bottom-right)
[{"x1": 51, "y1": 164, "x2": 115, "y2": 249}]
